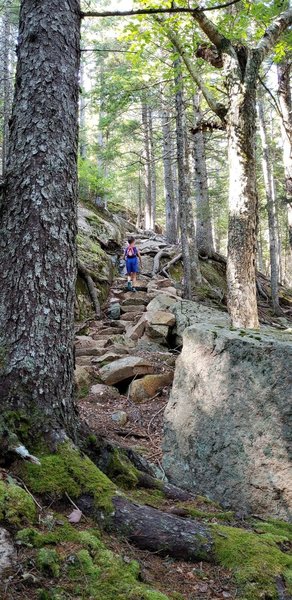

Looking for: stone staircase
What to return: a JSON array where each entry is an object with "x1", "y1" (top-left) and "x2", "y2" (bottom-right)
[{"x1": 74, "y1": 234, "x2": 182, "y2": 434}]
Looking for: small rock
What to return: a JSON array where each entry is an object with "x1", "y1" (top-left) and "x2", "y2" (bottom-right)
[
  {"x1": 91, "y1": 351, "x2": 127, "y2": 366},
  {"x1": 99, "y1": 356, "x2": 154, "y2": 385},
  {"x1": 129, "y1": 372, "x2": 174, "y2": 403},
  {"x1": 126, "y1": 315, "x2": 147, "y2": 340},
  {"x1": 147, "y1": 294, "x2": 178, "y2": 313},
  {"x1": 146, "y1": 322, "x2": 169, "y2": 342},
  {"x1": 75, "y1": 356, "x2": 93, "y2": 367},
  {"x1": 75, "y1": 343, "x2": 109, "y2": 357},
  {"x1": 121, "y1": 312, "x2": 144, "y2": 321},
  {"x1": 74, "y1": 365, "x2": 95, "y2": 391},
  {"x1": 121, "y1": 304, "x2": 146, "y2": 313},
  {"x1": 75, "y1": 336, "x2": 97, "y2": 348},
  {"x1": 147, "y1": 310, "x2": 176, "y2": 327},
  {"x1": 111, "y1": 411, "x2": 128, "y2": 426},
  {"x1": 88, "y1": 383, "x2": 121, "y2": 403},
  {"x1": 108, "y1": 302, "x2": 121, "y2": 320},
  {"x1": 0, "y1": 528, "x2": 15, "y2": 576},
  {"x1": 98, "y1": 327, "x2": 125, "y2": 336}
]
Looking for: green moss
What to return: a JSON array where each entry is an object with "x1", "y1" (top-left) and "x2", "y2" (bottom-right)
[
  {"x1": 180, "y1": 504, "x2": 234, "y2": 522},
  {"x1": 200, "y1": 261, "x2": 227, "y2": 293},
  {"x1": 37, "y1": 548, "x2": 60, "y2": 577},
  {"x1": 169, "y1": 262, "x2": 183, "y2": 283},
  {"x1": 213, "y1": 524, "x2": 292, "y2": 599},
  {"x1": 18, "y1": 523, "x2": 170, "y2": 600},
  {"x1": 128, "y1": 488, "x2": 166, "y2": 509},
  {"x1": 107, "y1": 449, "x2": 140, "y2": 489},
  {"x1": 77, "y1": 383, "x2": 90, "y2": 399},
  {"x1": 20, "y1": 443, "x2": 116, "y2": 512},
  {"x1": 0, "y1": 479, "x2": 36, "y2": 526}
]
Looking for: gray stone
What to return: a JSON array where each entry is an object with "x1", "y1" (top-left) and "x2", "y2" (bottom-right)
[
  {"x1": 126, "y1": 315, "x2": 146, "y2": 340},
  {"x1": 91, "y1": 351, "x2": 128, "y2": 366},
  {"x1": 75, "y1": 343, "x2": 109, "y2": 357},
  {"x1": 121, "y1": 304, "x2": 146, "y2": 313},
  {"x1": 0, "y1": 528, "x2": 15, "y2": 576},
  {"x1": 122, "y1": 292, "x2": 149, "y2": 305},
  {"x1": 108, "y1": 303, "x2": 121, "y2": 320},
  {"x1": 99, "y1": 355, "x2": 154, "y2": 385},
  {"x1": 171, "y1": 300, "x2": 229, "y2": 345},
  {"x1": 163, "y1": 322, "x2": 292, "y2": 519},
  {"x1": 88, "y1": 383, "x2": 121, "y2": 403},
  {"x1": 111, "y1": 410, "x2": 128, "y2": 426},
  {"x1": 147, "y1": 294, "x2": 178, "y2": 313},
  {"x1": 146, "y1": 322, "x2": 169, "y2": 343},
  {"x1": 147, "y1": 310, "x2": 176, "y2": 327}
]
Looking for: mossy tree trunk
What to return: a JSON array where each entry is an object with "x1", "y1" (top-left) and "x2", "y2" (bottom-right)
[{"x1": 0, "y1": 0, "x2": 81, "y2": 442}]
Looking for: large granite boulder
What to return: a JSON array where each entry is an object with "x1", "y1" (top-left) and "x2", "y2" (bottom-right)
[
  {"x1": 171, "y1": 300, "x2": 228, "y2": 346},
  {"x1": 163, "y1": 322, "x2": 292, "y2": 519}
]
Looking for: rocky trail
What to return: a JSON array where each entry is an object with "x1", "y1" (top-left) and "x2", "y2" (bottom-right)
[
  {"x1": 1, "y1": 230, "x2": 292, "y2": 600},
  {"x1": 76, "y1": 234, "x2": 182, "y2": 468}
]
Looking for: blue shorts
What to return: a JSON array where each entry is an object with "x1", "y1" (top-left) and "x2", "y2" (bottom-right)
[{"x1": 126, "y1": 257, "x2": 139, "y2": 274}]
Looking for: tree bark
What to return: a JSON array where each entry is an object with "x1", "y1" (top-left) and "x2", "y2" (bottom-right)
[
  {"x1": 0, "y1": 0, "x2": 81, "y2": 440},
  {"x1": 225, "y1": 50, "x2": 259, "y2": 328},
  {"x1": 174, "y1": 59, "x2": 201, "y2": 299},
  {"x1": 1, "y1": 0, "x2": 13, "y2": 175},
  {"x1": 257, "y1": 95, "x2": 281, "y2": 314},
  {"x1": 277, "y1": 59, "x2": 292, "y2": 274},
  {"x1": 79, "y1": 57, "x2": 87, "y2": 159},
  {"x1": 148, "y1": 107, "x2": 157, "y2": 228},
  {"x1": 78, "y1": 494, "x2": 215, "y2": 562},
  {"x1": 192, "y1": 92, "x2": 214, "y2": 256},
  {"x1": 142, "y1": 103, "x2": 153, "y2": 230},
  {"x1": 161, "y1": 106, "x2": 177, "y2": 243}
]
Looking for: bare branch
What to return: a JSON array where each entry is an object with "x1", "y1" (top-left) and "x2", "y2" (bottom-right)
[
  {"x1": 161, "y1": 22, "x2": 227, "y2": 120},
  {"x1": 81, "y1": 1, "x2": 242, "y2": 19},
  {"x1": 256, "y1": 8, "x2": 292, "y2": 64}
]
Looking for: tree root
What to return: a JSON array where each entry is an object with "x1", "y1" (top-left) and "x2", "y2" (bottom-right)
[
  {"x1": 78, "y1": 493, "x2": 215, "y2": 562},
  {"x1": 77, "y1": 260, "x2": 101, "y2": 318},
  {"x1": 159, "y1": 252, "x2": 182, "y2": 275}
]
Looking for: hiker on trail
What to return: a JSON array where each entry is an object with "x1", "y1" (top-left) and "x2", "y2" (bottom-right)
[{"x1": 124, "y1": 236, "x2": 142, "y2": 291}]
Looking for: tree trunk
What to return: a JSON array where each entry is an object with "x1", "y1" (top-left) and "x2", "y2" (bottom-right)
[
  {"x1": 192, "y1": 92, "x2": 214, "y2": 256},
  {"x1": 161, "y1": 107, "x2": 177, "y2": 243},
  {"x1": 277, "y1": 59, "x2": 292, "y2": 279},
  {"x1": 0, "y1": 0, "x2": 80, "y2": 441},
  {"x1": 79, "y1": 57, "x2": 87, "y2": 159},
  {"x1": 142, "y1": 103, "x2": 153, "y2": 230},
  {"x1": 148, "y1": 107, "x2": 157, "y2": 228},
  {"x1": 226, "y1": 51, "x2": 259, "y2": 328},
  {"x1": 1, "y1": 0, "x2": 13, "y2": 175},
  {"x1": 175, "y1": 65, "x2": 192, "y2": 299},
  {"x1": 96, "y1": 57, "x2": 107, "y2": 210},
  {"x1": 258, "y1": 96, "x2": 281, "y2": 314}
]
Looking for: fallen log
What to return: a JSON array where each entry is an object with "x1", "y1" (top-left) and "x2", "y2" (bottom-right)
[{"x1": 78, "y1": 493, "x2": 215, "y2": 562}]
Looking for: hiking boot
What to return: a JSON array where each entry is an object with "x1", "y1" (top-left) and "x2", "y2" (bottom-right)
[
  {"x1": 132, "y1": 287, "x2": 136, "y2": 292},
  {"x1": 127, "y1": 281, "x2": 132, "y2": 291}
]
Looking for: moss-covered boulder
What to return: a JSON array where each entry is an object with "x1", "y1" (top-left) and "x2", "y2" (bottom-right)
[
  {"x1": 76, "y1": 203, "x2": 126, "y2": 320},
  {"x1": 0, "y1": 479, "x2": 36, "y2": 526}
]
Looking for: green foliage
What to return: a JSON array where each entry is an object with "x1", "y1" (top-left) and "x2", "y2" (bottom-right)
[{"x1": 78, "y1": 157, "x2": 111, "y2": 204}]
